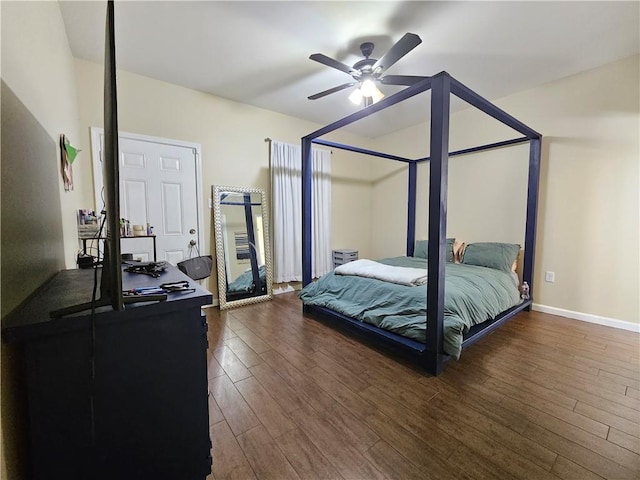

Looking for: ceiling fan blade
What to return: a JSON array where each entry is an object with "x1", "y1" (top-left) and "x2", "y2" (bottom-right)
[
  {"x1": 309, "y1": 53, "x2": 356, "y2": 75},
  {"x1": 372, "y1": 33, "x2": 422, "y2": 72},
  {"x1": 308, "y1": 82, "x2": 357, "y2": 100},
  {"x1": 380, "y1": 75, "x2": 429, "y2": 86}
]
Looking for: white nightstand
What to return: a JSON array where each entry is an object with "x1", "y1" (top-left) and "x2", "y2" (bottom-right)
[{"x1": 332, "y1": 249, "x2": 358, "y2": 268}]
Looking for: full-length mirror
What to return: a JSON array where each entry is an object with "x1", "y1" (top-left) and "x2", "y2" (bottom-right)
[{"x1": 213, "y1": 185, "x2": 273, "y2": 309}]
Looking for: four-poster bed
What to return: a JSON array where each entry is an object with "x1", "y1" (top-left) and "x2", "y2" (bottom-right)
[{"x1": 299, "y1": 71, "x2": 541, "y2": 375}]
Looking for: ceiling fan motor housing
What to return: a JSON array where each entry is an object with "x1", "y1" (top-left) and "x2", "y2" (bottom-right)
[
  {"x1": 352, "y1": 42, "x2": 378, "y2": 78},
  {"x1": 352, "y1": 58, "x2": 377, "y2": 77},
  {"x1": 360, "y1": 42, "x2": 375, "y2": 58}
]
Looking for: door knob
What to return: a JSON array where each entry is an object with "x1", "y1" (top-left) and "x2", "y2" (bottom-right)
[
  {"x1": 189, "y1": 228, "x2": 196, "y2": 235},
  {"x1": 189, "y1": 240, "x2": 197, "y2": 246}
]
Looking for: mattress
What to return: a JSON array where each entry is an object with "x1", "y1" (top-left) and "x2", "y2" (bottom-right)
[{"x1": 298, "y1": 256, "x2": 521, "y2": 359}]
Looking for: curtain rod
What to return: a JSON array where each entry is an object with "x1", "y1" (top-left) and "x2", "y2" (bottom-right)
[{"x1": 264, "y1": 137, "x2": 331, "y2": 154}]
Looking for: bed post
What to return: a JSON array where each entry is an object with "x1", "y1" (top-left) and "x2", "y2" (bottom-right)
[
  {"x1": 406, "y1": 161, "x2": 417, "y2": 256},
  {"x1": 523, "y1": 137, "x2": 541, "y2": 308},
  {"x1": 302, "y1": 137, "x2": 313, "y2": 287},
  {"x1": 425, "y1": 72, "x2": 451, "y2": 375},
  {"x1": 243, "y1": 193, "x2": 261, "y2": 289}
]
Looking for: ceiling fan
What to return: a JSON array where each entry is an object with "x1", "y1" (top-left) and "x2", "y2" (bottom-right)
[{"x1": 308, "y1": 33, "x2": 427, "y2": 106}]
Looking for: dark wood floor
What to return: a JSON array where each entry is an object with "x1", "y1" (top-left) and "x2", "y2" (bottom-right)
[{"x1": 204, "y1": 293, "x2": 639, "y2": 480}]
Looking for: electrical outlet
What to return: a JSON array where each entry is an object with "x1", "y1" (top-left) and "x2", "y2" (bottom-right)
[
  {"x1": 545, "y1": 271, "x2": 555, "y2": 283},
  {"x1": 208, "y1": 198, "x2": 212, "y2": 209}
]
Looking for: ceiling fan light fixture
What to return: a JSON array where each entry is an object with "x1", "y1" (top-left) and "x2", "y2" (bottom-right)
[
  {"x1": 360, "y1": 79, "x2": 384, "y2": 104},
  {"x1": 349, "y1": 80, "x2": 384, "y2": 106},
  {"x1": 370, "y1": 87, "x2": 385, "y2": 104},
  {"x1": 360, "y1": 79, "x2": 377, "y2": 97},
  {"x1": 349, "y1": 87, "x2": 363, "y2": 105}
]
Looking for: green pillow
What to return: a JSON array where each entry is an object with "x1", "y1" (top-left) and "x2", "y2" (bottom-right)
[
  {"x1": 462, "y1": 242, "x2": 520, "y2": 272},
  {"x1": 414, "y1": 238, "x2": 455, "y2": 262}
]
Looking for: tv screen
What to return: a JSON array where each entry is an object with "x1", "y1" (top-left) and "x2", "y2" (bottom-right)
[
  {"x1": 50, "y1": 0, "x2": 123, "y2": 317},
  {"x1": 101, "y1": 0, "x2": 124, "y2": 312}
]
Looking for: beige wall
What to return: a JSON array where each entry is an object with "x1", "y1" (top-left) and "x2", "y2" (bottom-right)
[
  {"x1": 73, "y1": 59, "x2": 375, "y2": 299},
  {"x1": 373, "y1": 55, "x2": 639, "y2": 325},
  {"x1": 369, "y1": 109, "x2": 531, "y2": 256}
]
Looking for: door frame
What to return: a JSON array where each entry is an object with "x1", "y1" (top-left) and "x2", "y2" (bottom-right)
[{"x1": 90, "y1": 128, "x2": 205, "y2": 256}]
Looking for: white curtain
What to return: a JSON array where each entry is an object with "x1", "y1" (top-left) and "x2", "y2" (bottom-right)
[{"x1": 271, "y1": 140, "x2": 332, "y2": 283}]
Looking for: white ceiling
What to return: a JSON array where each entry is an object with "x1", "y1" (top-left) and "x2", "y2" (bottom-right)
[{"x1": 59, "y1": 1, "x2": 639, "y2": 138}]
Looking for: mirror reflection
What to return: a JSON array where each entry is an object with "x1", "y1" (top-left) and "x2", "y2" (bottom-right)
[{"x1": 213, "y1": 185, "x2": 272, "y2": 309}]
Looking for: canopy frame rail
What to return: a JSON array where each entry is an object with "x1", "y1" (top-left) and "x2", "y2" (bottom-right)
[{"x1": 301, "y1": 71, "x2": 541, "y2": 376}]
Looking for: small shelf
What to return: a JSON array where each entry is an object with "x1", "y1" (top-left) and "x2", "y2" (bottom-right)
[{"x1": 81, "y1": 235, "x2": 157, "y2": 262}]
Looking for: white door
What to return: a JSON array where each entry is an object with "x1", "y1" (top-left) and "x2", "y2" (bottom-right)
[{"x1": 92, "y1": 130, "x2": 203, "y2": 265}]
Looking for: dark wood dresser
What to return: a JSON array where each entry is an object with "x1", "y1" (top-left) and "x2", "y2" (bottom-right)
[{"x1": 2, "y1": 266, "x2": 212, "y2": 479}]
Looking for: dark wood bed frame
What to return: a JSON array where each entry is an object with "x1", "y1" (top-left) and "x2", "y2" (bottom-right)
[{"x1": 300, "y1": 72, "x2": 542, "y2": 375}]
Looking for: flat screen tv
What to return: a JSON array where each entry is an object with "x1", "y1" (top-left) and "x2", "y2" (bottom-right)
[
  {"x1": 101, "y1": 0, "x2": 124, "y2": 312},
  {"x1": 51, "y1": 0, "x2": 123, "y2": 316}
]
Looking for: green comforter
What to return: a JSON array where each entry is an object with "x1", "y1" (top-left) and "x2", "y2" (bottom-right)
[
  {"x1": 298, "y1": 256, "x2": 521, "y2": 359},
  {"x1": 228, "y1": 265, "x2": 267, "y2": 293}
]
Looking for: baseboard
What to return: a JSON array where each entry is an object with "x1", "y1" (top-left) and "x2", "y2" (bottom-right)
[{"x1": 532, "y1": 303, "x2": 640, "y2": 333}]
